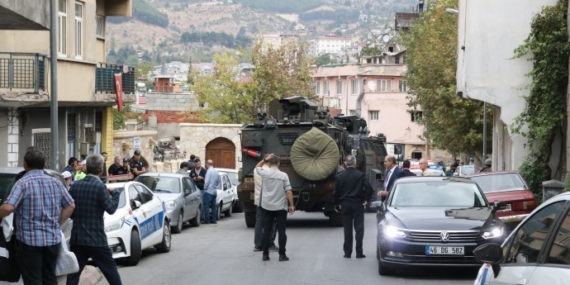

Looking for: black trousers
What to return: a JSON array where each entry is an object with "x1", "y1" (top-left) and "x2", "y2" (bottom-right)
[
  {"x1": 341, "y1": 200, "x2": 365, "y2": 255},
  {"x1": 66, "y1": 245, "x2": 122, "y2": 285},
  {"x1": 15, "y1": 239, "x2": 59, "y2": 285},
  {"x1": 261, "y1": 208, "x2": 287, "y2": 255}
]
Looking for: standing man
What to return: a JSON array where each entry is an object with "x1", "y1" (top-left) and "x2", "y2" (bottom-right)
[
  {"x1": 74, "y1": 160, "x2": 87, "y2": 181},
  {"x1": 101, "y1": 152, "x2": 108, "y2": 183},
  {"x1": 66, "y1": 154, "x2": 122, "y2": 285},
  {"x1": 108, "y1": 156, "x2": 128, "y2": 176},
  {"x1": 190, "y1": 159, "x2": 207, "y2": 191},
  {"x1": 62, "y1": 170, "x2": 73, "y2": 187},
  {"x1": 130, "y1": 150, "x2": 148, "y2": 178},
  {"x1": 253, "y1": 162, "x2": 278, "y2": 252},
  {"x1": 202, "y1": 160, "x2": 220, "y2": 224},
  {"x1": 63, "y1": 157, "x2": 78, "y2": 174},
  {"x1": 401, "y1": 160, "x2": 416, "y2": 177},
  {"x1": 0, "y1": 148, "x2": 76, "y2": 285},
  {"x1": 479, "y1": 159, "x2": 492, "y2": 173},
  {"x1": 418, "y1": 158, "x2": 429, "y2": 176},
  {"x1": 177, "y1": 162, "x2": 189, "y2": 174},
  {"x1": 256, "y1": 154, "x2": 294, "y2": 262},
  {"x1": 333, "y1": 155, "x2": 372, "y2": 258},
  {"x1": 378, "y1": 155, "x2": 404, "y2": 199},
  {"x1": 188, "y1": 154, "x2": 196, "y2": 172}
]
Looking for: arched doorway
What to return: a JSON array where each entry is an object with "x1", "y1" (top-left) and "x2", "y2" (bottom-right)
[{"x1": 206, "y1": 137, "x2": 236, "y2": 169}]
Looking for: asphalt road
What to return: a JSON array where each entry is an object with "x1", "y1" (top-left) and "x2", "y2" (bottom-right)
[{"x1": 98, "y1": 212, "x2": 478, "y2": 285}]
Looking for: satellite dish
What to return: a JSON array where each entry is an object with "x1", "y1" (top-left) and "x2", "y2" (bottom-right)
[
  {"x1": 367, "y1": 80, "x2": 377, "y2": 91},
  {"x1": 382, "y1": 35, "x2": 390, "y2": 42}
]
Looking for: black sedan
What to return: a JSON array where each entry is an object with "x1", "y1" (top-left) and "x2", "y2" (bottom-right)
[{"x1": 370, "y1": 176, "x2": 506, "y2": 276}]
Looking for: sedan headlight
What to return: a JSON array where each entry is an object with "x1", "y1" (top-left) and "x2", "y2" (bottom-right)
[
  {"x1": 165, "y1": 200, "x2": 177, "y2": 212},
  {"x1": 384, "y1": 225, "x2": 407, "y2": 239},
  {"x1": 481, "y1": 227, "x2": 504, "y2": 239},
  {"x1": 105, "y1": 217, "x2": 125, "y2": 233}
]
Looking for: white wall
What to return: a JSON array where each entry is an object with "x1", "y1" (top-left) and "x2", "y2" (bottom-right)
[{"x1": 456, "y1": 0, "x2": 558, "y2": 170}]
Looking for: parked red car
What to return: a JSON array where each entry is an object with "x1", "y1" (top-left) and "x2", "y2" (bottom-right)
[{"x1": 466, "y1": 171, "x2": 537, "y2": 229}]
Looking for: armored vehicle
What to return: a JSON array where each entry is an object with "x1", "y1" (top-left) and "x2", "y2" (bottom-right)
[{"x1": 237, "y1": 96, "x2": 387, "y2": 227}]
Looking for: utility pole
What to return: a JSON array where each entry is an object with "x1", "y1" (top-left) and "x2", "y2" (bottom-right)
[
  {"x1": 50, "y1": 0, "x2": 59, "y2": 170},
  {"x1": 483, "y1": 102, "x2": 487, "y2": 162}
]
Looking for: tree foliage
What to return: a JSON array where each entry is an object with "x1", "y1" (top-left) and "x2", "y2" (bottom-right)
[
  {"x1": 113, "y1": 105, "x2": 139, "y2": 130},
  {"x1": 511, "y1": 0, "x2": 569, "y2": 198},
  {"x1": 401, "y1": 0, "x2": 491, "y2": 159},
  {"x1": 191, "y1": 42, "x2": 316, "y2": 124},
  {"x1": 108, "y1": 0, "x2": 169, "y2": 28}
]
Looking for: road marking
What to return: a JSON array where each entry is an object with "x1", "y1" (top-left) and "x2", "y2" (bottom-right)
[{"x1": 313, "y1": 253, "x2": 324, "y2": 272}]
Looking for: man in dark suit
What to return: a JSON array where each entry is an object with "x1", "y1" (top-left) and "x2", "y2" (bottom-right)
[
  {"x1": 378, "y1": 155, "x2": 405, "y2": 199},
  {"x1": 401, "y1": 160, "x2": 417, "y2": 177},
  {"x1": 333, "y1": 155, "x2": 373, "y2": 259}
]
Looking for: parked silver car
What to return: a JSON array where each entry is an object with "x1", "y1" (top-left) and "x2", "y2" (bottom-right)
[{"x1": 134, "y1": 173, "x2": 202, "y2": 233}]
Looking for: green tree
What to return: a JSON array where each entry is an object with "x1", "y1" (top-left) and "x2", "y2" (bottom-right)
[
  {"x1": 136, "y1": 62, "x2": 154, "y2": 80},
  {"x1": 401, "y1": 0, "x2": 491, "y2": 161},
  {"x1": 191, "y1": 42, "x2": 316, "y2": 123}
]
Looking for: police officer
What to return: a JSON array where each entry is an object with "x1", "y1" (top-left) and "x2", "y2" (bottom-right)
[
  {"x1": 332, "y1": 155, "x2": 373, "y2": 258},
  {"x1": 129, "y1": 150, "x2": 149, "y2": 178}
]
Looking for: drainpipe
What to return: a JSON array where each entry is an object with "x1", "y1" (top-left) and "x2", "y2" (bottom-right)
[{"x1": 50, "y1": 0, "x2": 59, "y2": 170}]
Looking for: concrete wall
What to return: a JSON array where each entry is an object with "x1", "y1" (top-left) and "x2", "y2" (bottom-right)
[
  {"x1": 19, "y1": 108, "x2": 67, "y2": 170},
  {"x1": 456, "y1": 0, "x2": 557, "y2": 171},
  {"x1": 113, "y1": 130, "x2": 156, "y2": 171},
  {"x1": 145, "y1": 92, "x2": 200, "y2": 111},
  {"x1": 179, "y1": 123, "x2": 241, "y2": 168},
  {"x1": 0, "y1": 0, "x2": 50, "y2": 30}
]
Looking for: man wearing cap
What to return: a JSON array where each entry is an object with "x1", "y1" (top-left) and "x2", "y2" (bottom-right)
[
  {"x1": 74, "y1": 160, "x2": 87, "y2": 181},
  {"x1": 62, "y1": 171, "x2": 73, "y2": 187},
  {"x1": 108, "y1": 156, "x2": 128, "y2": 176},
  {"x1": 129, "y1": 150, "x2": 149, "y2": 178},
  {"x1": 479, "y1": 159, "x2": 492, "y2": 173}
]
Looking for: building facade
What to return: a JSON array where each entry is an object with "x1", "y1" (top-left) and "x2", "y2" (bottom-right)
[
  {"x1": 0, "y1": 0, "x2": 134, "y2": 169},
  {"x1": 315, "y1": 35, "x2": 352, "y2": 56}
]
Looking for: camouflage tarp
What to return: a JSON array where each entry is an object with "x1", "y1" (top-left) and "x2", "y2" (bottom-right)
[{"x1": 291, "y1": 127, "x2": 340, "y2": 181}]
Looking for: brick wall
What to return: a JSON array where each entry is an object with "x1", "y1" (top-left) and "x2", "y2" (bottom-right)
[{"x1": 141, "y1": 110, "x2": 202, "y2": 124}]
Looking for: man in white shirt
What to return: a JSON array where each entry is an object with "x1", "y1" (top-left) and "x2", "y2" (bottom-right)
[{"x1": 253, "y1": 163, "x2": 277, "y2": 252}]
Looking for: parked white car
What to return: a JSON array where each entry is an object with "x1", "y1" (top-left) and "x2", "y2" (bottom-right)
[
  {"x1": 216, "y1": 172, "x2": 235, "y2": 218},
  {"x1": 472, "y1": 191, "x2": 570, "y2": 284},
  {"x1": 217, "y1": 168, "x2": 242, "y2": 212},
  {"x1": 104, "y1": 181, "x2": 171, "y2": 266}
]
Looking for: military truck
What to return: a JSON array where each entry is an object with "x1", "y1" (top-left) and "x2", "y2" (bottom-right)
[{"x1": 237, "y1": 96, "x2": 387, "y2": 227}]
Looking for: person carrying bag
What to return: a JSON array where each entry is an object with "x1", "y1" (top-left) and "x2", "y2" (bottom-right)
[{"x1": 0, "y1": 214, "x2": 20, "y2": 282}]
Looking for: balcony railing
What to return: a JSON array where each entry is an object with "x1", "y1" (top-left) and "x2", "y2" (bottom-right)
[
  {"x1": 0, "y1": 52, "x2": 46, "y2": 93},
  {"x1": 95, "y1": 64, "x2": 135, "y2": 94}
]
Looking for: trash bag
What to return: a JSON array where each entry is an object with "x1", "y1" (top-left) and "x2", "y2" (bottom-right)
[
  {"x1": 56, "y1": 231, "x2": 79, "y2": 276},
  {"x1": 291, "y1": 127, "x2": 340, "y2": 181}
]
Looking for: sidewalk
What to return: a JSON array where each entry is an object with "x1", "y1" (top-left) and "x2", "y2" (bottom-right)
[{"x1": 0, "y1": 265, "x2": 104, "y2": 285}]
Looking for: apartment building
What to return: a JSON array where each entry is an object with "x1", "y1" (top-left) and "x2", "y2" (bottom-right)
[
  {"x1": 315, "y1": 35, "x2": 352, "y2": 56},
  {"x1": 0, "y1": 0, "x2": 134, "y2": 168}
]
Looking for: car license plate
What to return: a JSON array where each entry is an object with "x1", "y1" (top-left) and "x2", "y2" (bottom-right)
[
  {"x1": 244, "y1": 177, "x2": 254, "y2": 182},
  {"x1": 425, "y1": 246, "x2": 464, "y2": 255}
]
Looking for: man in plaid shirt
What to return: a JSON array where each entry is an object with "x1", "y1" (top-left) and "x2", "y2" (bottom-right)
[
  {"x1": 66, "y1": 154, "x2": 123, "y2": 285},
  {"x1": 0, "y1": 147, "x2": 76, "y2": 285}
]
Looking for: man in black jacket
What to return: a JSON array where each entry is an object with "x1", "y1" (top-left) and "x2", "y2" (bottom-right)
[
  {"x1": 401, "y1": 160, "x2": 417, "y2": 177},
  {"x1": 332, "y1": 155, "x2": 373, "y2": 259}
]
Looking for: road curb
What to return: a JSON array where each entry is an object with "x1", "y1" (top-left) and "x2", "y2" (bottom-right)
[{"x1": 57, "y1": 266, "x2": 104, "y2": 285}]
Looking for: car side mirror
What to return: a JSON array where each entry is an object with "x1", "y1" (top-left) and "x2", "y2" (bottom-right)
[
  {"x1": 370, "y1": 201, "x2": 383, "y2": 210},
  {"x1": 474, "y1": 243, "x2": 503, "y2": 264},
  {"x1": 131, "y1": 200, "x2": 142, "y2": 209}
]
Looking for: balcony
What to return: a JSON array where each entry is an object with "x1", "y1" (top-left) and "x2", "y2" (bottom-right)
[
  {"x1": 0, "y1": 52, "x2": 46, "y2": 94},
  {"x1": 95, "y1": 63, "x2": 135, "y2": 94}
]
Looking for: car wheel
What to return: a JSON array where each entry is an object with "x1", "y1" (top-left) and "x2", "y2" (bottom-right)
[
  {"x1": 124, "y1": 230, "x2": 142, "y2": 266},
  {"x1": 245, "y1": 211, "x2": 256, "y2": 228},
  {"x1": 218, "y1": 202, "x2": 223, "y2": 220},
  {"x1": 377, "y1": 247, "x2": 393, "y2": 276},
  {"x1": 224, "y1": 202, "x2": 233, "y2": 217},
  {"x1": 172, "y1": 212, "x2": 183, "y2": 234},
  {"x1": 156, "y1": 219, "x2": 171, "y2": 253},
  {"x1": 190, "y1": 207, "x2": 201, "y2": 227}
]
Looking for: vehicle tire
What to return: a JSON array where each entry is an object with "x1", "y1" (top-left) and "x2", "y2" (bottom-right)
[
  {"x1": 190, "y1": 207, "x2": 201, "y2": 227},
  {"x1": 328, "y1": 212, "x2": 343, "y2": 227},
  {"x1": 377, "y1": 247, "x2": 393, "y2": 276},
  {"x1": 124, "y1": 230, "x2": 142, "y2": 266},
  {"x1": 245, "y1": 211, "x2": 256, "y2": 228},
  {"x1": 232, "y1": 200, "x2": 244, "y2": 213},
  {"x1": 172, "y1": 212, "x2": 183, "y2": 234},
  {"x1": 224, "y1": 202, "x2": 233, "y2": 217},
  {"x1": 156, "y1": 219, "x2": 171, "y2": 253}
]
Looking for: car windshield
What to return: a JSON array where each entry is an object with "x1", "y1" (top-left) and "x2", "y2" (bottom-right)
[
  {"x1": 222, "y1": 172, "x2": 238, "y2": 185},
  {"x1": 115, "y1": 188, "x2": 126, "y2": 208},
  {"x1": 0, "y1": 174, "x2": 17, "y2": 202},
  {"x1": 460, "y1": 165, "x2": 475, "y2": 175},
  {"x1": 470, "y1": 173, "x2": 526, "y2": 193},
  {"x1": 391, "y1": 181, "x2": 487, "y2": 207},
  {"x1": 134, "y1": 176, "x2": 181, "y2": 193}
]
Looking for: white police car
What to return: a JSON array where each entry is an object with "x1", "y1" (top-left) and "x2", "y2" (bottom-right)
[{"x1": 104, "y1": 181, "x2": 171, "y2": 266}]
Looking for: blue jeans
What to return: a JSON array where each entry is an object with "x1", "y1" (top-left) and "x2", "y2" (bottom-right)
[{"x1": 202, "y1": 192, "x2": 218, "y2": 223}]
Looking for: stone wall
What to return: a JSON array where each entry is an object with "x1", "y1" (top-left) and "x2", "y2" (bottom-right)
[
  {"x1": 179, "y1": 123, "x2": 242, "y2": 166},
  {"x1": 145, "y1": 92, "x2": 199, "y2": 111},
  {"x1": 113, "y1": 130, "x2": 157, "y2": 171}
]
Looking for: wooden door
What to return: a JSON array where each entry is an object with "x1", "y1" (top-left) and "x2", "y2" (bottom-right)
[{"x1": 205, "y1": 137, "x2": 235, "y2": 169}]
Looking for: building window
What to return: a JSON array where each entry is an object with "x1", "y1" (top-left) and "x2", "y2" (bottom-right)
[
  {"x1": 75, "y1": 2, "x2": 83, "y2": 58},
  {"x1": 369, "y1": 111, "x2": 379, "y2": 121},
  {"x1": 395, "y1": 56, "x2": 400, "y2": 64},
  {"x1": 351, "y1": 79, "x2": 357, "y2": 95},
  {"x1": 314, "y1": 81, "x2": 320, "y2": 95},
  {"x1": 336, "y1": 80, "x2": 342, "y2": 95},
  {"x1": 324, "y1": 81, "x2": 330, "y2": 96},
  {"x1": 399, "y1": 80, "x2": 408, "y2": 92},
  {"x1": 378, "y1": 79, "x2": 392, "y2": 92},
  {"x1": 411, "y1": 111, "x2": 423, "y2": 122},
  {"x1": 58, "y1": 0, "x2": 67, "y2": 55},
  {"x1": 96, "y1": 15, "x2": 105, "y2": 38}
]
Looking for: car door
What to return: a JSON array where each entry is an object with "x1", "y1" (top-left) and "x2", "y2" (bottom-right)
[
  {"x1": 134, "y1": 184, "x2": 165, "y2": 247},
  {"x1": 181, "y1": 178, "x2": 198, "y2": 219},
  {"x1": 222, "y1": 175, "x2": 232, "y2": 208},
  {"x1": 128, "y1": 185, "x2": 147, "y2": 243},
  {"x1": 490, "y1": 201, "x2": 568, "y2": 285},
  {"x1": 525, "y1": 204, "x2": 570, "y2": 285}
]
